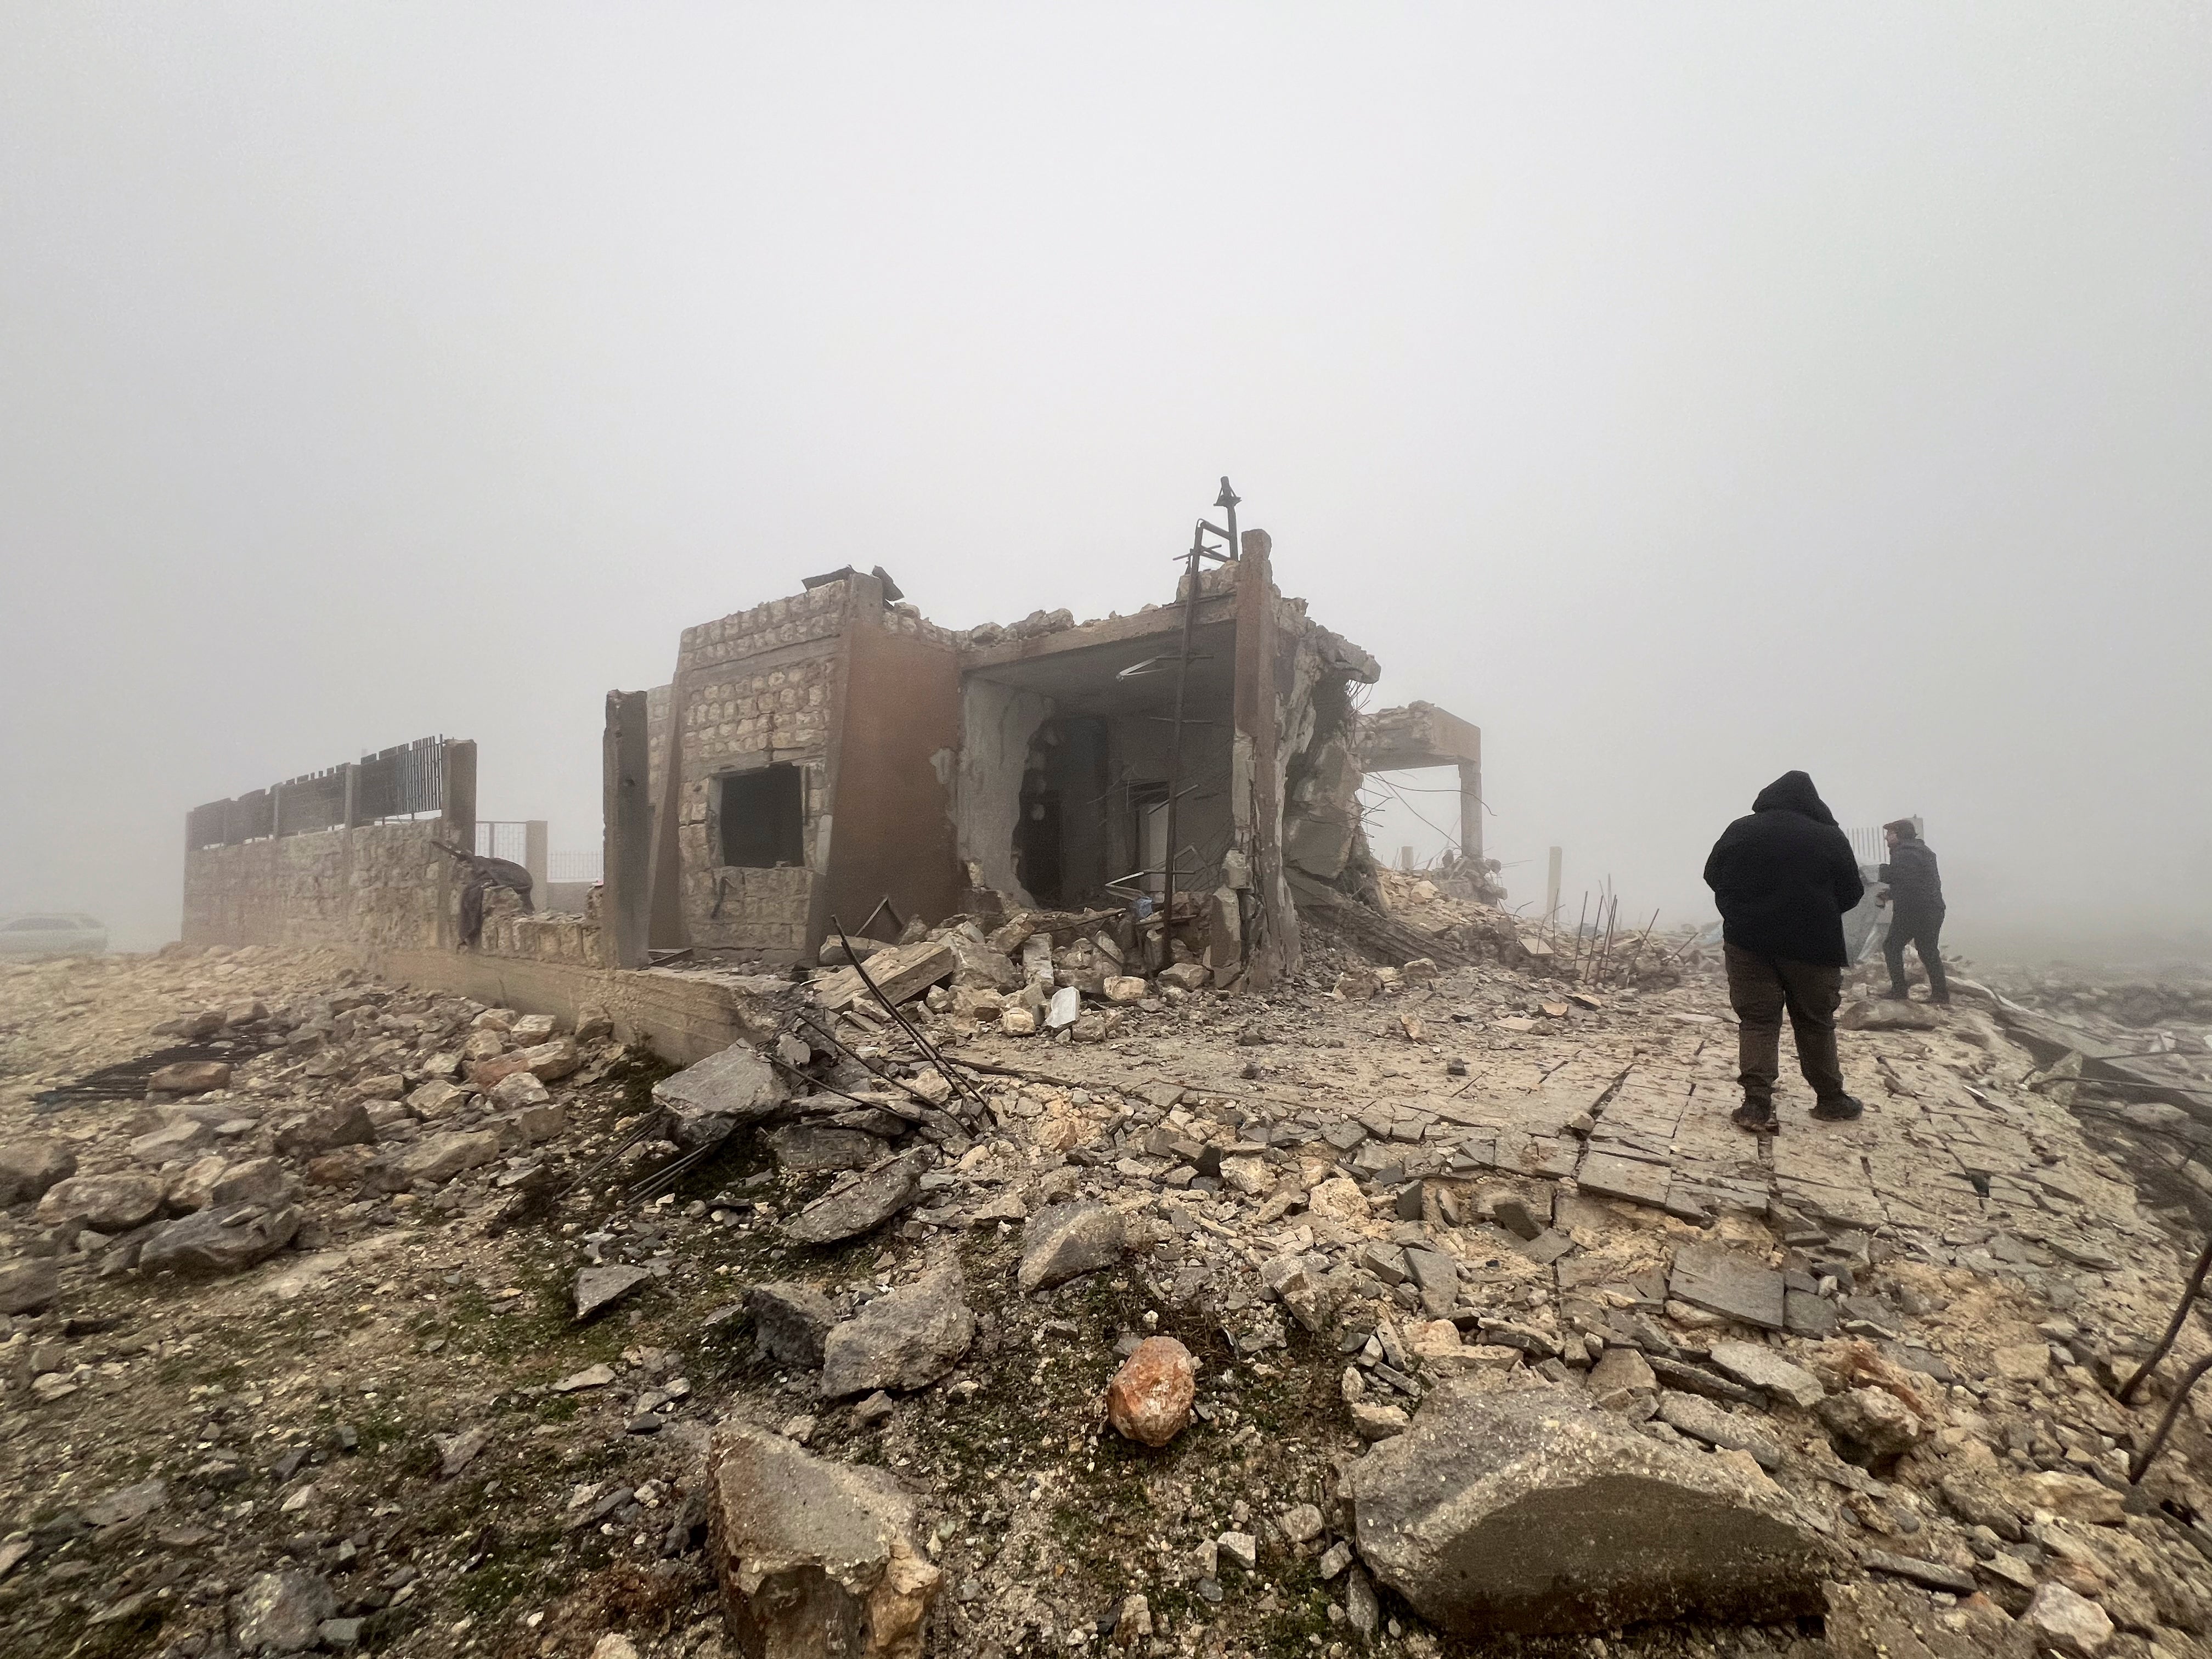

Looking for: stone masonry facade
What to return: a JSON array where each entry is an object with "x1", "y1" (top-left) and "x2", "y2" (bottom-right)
[
  {"x1": 671, "y1": 583, "x2": 847, "y2": 960},
  {"x1": 181, "y1": 821, "x2": 450, "y2": 951}
]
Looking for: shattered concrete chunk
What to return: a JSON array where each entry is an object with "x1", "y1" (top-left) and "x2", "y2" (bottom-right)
[
  {"x1": 139, "y1": 1203, "x2": 300, "y2": 1278},
  {"x1": 230, "y1": 1569, "x2": 336, "y2": 1653},
  {"x1": 1348, "y1": 1384, "x2": 1830, "y2": 1634},
  {"x1": 1705, "y1": 1340, "x2": 1826, "y2": 1408},
  {"x1": 0, "y1": 1137, "x2": 76, "y2": 1206},
  {"x1": 746, "y1": 1281, "x2": 839, "y2": 1368},
  {"x1": 1017, "y1": 1200, "x2": 1126, "y2": 1293},
  {"x1": 653, "y1": 1042, "x2": 787, "y2": 1148},
  {"x1": 707, "y1": 1416, "x2": 941, "y2": 1658},
  {"x1": 37, "y1": 1172, "x2": 167, "y2": 1233},
  {"x1": 819, "y1": 1263, "x2": 975, "y2": 1397},
  {"x1": 573, "y1": 1264, "x2": 653, "y2": 1321},
  {"x1": 1668, "y1": 1242, "x2": 1786, "y2": 1331},
  {"x1": 769, "y1": 1125, "x2": 892, "y2": 1173},
  {"x1": 785, "y1": 1156, "x2": 924, "y2": 1246},
  {"x1": 2022, "y1": 1582, "x2": 2114, "y2": 1656},
  {"x1": 0, "y1": 1257, "x2": 59, "y2": 1315}
]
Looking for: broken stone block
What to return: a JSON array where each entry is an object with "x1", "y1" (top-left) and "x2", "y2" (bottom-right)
[
  {"x1": 1220, "y1": 1155, "x2": 1274, "y2": 1197},
  {"x1": 405, "y1": 1080, "x2": 466, "y2": 1121},
  {"x1": 2016, "y1": 1470, "x2": 2124, "y2": 1527},
  {"x1": 1705, "y1": 1340, "x2": 1826, "y2": 1409},
  {"x1": 391, "y1": 1130, "x2": 500, "y2": 1187},
  {"x1": 147, "y1": 1060, "x2": 231, "y2": 1096},
  {"x1": 273, "y1": 1099, "x2": 375, "y2": 1158},
  {"x1": 206, "y1": 1156, "x2": 301, "y2": 1212},
  {"x1": 0, "y1": 1257, "x2": 59, "y2": 1315},
  {"x1": 784, "y1": 1156, "x2": 923, "y2": 1246},
  {"x1": 819, "y1": 1263, "x2": 975, "y2": 1397},
  {"x1": 998, "y1": 1005, "x2": 1038, "y2": 1036},
  {"x1": 945, "y1": 933, "x2": 1022, "y2": 991},
  {"x1": 1402, "y1": 1247, "x2": 1460, "y2": 1317},
  {"x1": 1657, "y1": 1392, "x2": 1784, "y2": 1469},
  {"x1": 1158, "y1": 962, "x2": 1210, "y2": 993},
  {"x1": 1348, "y1": 1384, "x2": 1830, "y2": 1634},
  {"x1": 1487, "y1": 1188, "x2": 1545, "y2": 1241},
  {"x1": 1584, "y1": 1346, "x2": 1657, "y2": 1409},
  {"x1": 1018, "y1": 1200, "x2": 1126, "y2": 1293},
  {"x1": 2022, "y1": 1583, "x2": 2113, "y2": 1656},
  {"x1": 1349, "y1": 1402, "x2": 1410, "y2": 1441},
  {"x1": 769, "y1": 1125, "x2": 892, "y2": 1173},
  {"x1": 746, "y1": 1282, "x2": 838, "y2": 1368},
  {"x1": 574, "y1": 1263, "x2": 653, "y2": 1321},
  {"x1": 37, "y1": 1172, "x2": 166, "y2": 1233},
  {"x1": 1577, "y1": 1150, "x2": 1673, "y2": 1210},
  {"x1": 1335, "y1": 968, "x2": 1380, "y2": 1001},
  {"x1": 1668, "y1": 1242, "x2": 1786, "y2": 1331},
  {"x1": 707, "y1": 1422, "x2": 940, "y2": 1659},
  {"x1": 231, "y1": 1569, "x2": 336, "y2": 1654},
  {"x1": 487, "y1": 1070, "x2": 550, "y2": 1111},
  {"x1": 0, "y1": 1137, "x2": 77, "y2": 1207},
  {"x1": 1103, "y1": 976, "x2": 1148, "y2": 1003},
  {"x1": 139, "y1": 1203, "x2": 300, "y2": 1279},
  {"x1": 1107, "y1": 1335, "x2": 1198, "y2": 1447},
  {"x1": 1816, "y1": 1386, "x2": 1930, "y2": 1460},
  {"x1": 812, "y1": 939, "x2": 956, "y2": 1013},
  {"x1": 653, "y1": 1043, "x2": 787, "y2": 1148},
  {"x1": 129, "y1": 1114, "x2": 214, "y2": 1164}
]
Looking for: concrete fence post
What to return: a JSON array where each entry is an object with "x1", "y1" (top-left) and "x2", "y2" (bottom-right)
[
  {"x1": 1545, "y1": 847, "x2": 1562, "y2": 925},
  {"x1": 524, "y1": 820, "x2": 549, "y2": 902},
  {"x1": 604, "y1": 691, "x2": 652, "y2": 969}
]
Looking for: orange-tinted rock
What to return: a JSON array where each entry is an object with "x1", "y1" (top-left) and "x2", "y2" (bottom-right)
[
  {"x1": 1107, "y1": 1336, "x2": 1198, "y2": 1447},
  {"x1": 467, "y1": 1051, "x2": 536, "y2": 1091}
]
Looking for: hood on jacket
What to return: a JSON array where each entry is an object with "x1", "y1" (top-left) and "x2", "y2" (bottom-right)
[{"x1": 1750, "y1": 770, "x2": 1838, "y2": 827}]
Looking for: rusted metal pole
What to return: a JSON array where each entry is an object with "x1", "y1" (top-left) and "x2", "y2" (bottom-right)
[{"x1": 1163, "y1": 520, "x2": 1206, "y2": 963}]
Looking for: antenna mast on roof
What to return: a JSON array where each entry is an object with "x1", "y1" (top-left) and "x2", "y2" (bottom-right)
[{"x1": 1159, "y1": 478, "x2": 1239, "y2": 961}]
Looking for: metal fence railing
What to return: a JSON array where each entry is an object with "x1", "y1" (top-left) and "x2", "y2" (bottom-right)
[
  {"x1": 187, "y1": 735, "x2": 449, "y2": 851},
  {"x1": 475, "y1": 821, "x2": 533, "y2": 864},
  {"x1": 549, "y1": 850, "x2": 602, "y2": 884}
]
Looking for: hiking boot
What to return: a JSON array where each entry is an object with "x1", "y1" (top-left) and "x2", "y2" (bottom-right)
[
  {"x1": 1810, "y1": 1094, "x2": 1865, "y2": 1122},
  {"x1": 1877, "y1": 990, "x2": 1911, "y2": 1001},
  {"x1": 1731, "y1": 1100, "x2": 1780, "y2": 1135}
]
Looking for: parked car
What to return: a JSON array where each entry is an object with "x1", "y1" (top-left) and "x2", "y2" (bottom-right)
[{"x1": 0, "y1": 913, "x2": 108, "y2": 958}]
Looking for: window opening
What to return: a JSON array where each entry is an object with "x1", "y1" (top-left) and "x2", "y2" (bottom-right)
[{"x1": 717, "y1": 765, "x2": 806, "y2": 868}]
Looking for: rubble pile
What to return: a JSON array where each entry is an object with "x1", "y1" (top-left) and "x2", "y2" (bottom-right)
[{"x1": 7, "y1": 926, "x2": 2212, "y2": 1659}]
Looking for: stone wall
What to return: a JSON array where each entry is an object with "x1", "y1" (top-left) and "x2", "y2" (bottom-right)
[
  {"x1": 182, "y1": 820, "x2": 453, "y2": 950},
  {"x1": 668, "y1": 582, "x2": 848, "y2": 961}
]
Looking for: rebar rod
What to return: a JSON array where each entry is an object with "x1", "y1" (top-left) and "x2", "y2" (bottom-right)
[
  {"x1": 2119, "y1": 1234, "x2": 2212, "y2": 1404},
  {"x1": 2128, "y1": 1351, "x2": 2212, "y2": 1485},
  {"x1": 831, "y1": 918, "x2": 988, "y2": 1111}
]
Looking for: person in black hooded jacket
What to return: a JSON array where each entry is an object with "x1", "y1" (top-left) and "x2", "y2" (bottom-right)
[
  {"x1": 1703, "y1": 771, "x2": 1865, "y2": 1132},
  {"x1": 1877, "y1": 819, "x2": 1949, "y2": 1004}
]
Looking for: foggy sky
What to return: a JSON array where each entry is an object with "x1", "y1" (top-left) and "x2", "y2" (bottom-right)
[{"x1": 4, "y1": 5, "x2": 2208, "y2": 961}]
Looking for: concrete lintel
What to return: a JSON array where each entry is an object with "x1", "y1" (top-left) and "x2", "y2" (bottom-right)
[{"x1": 375, "y1": 949, "x2": 791, "y2": 1066}]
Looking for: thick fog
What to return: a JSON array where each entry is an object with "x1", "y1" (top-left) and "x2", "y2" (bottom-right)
[{"x1": 4, "y1": 7, "x2": 2208, "y2": 963}]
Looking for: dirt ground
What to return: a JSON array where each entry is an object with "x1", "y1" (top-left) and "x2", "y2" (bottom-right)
[{"x1": 7, "y1": 927, "x2": 2212, "y2": 1659}]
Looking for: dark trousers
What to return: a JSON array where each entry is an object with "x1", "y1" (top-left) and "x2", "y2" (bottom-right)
[
  {"x1": 1884, "y1": 905, "x2": 1949, "y2": 1001},
  {"x1": 1724, "y1": 943, "x2": 1847, "y2": 1108}
]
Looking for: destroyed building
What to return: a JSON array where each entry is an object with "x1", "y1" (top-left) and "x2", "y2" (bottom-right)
[{"x1": 617, "y1": 527, "x2": 1485, "y2": 990}]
